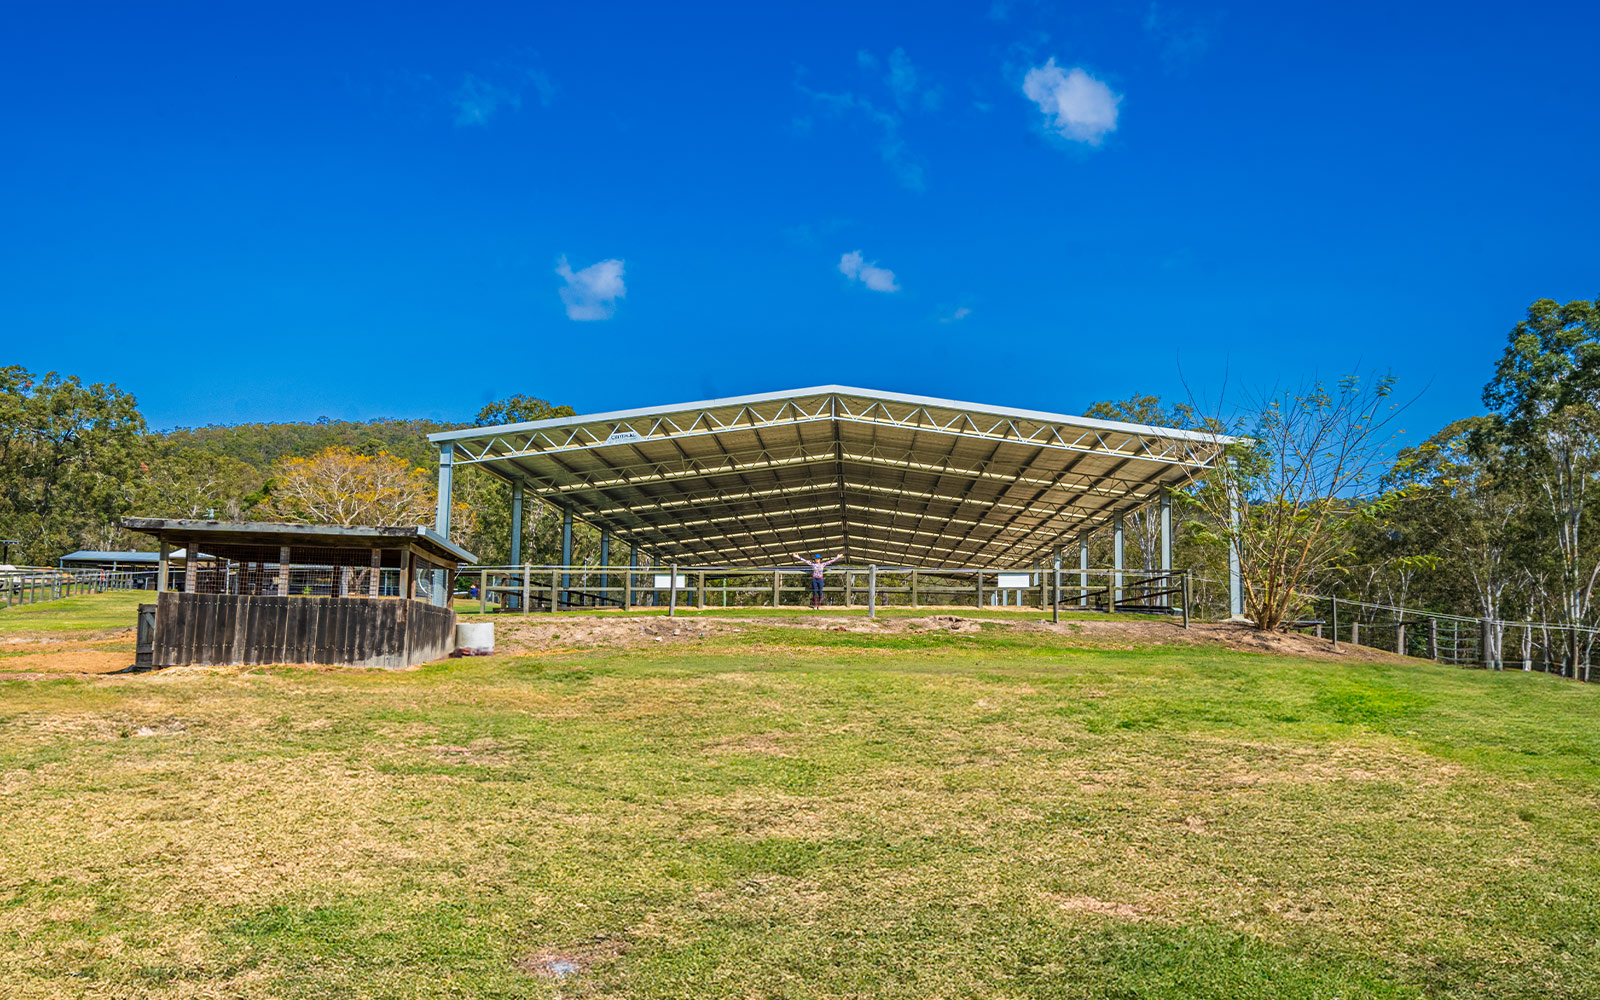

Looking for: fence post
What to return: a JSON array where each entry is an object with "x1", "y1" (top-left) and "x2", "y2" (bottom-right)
[
  {"x1": 1331, "y1": 597, "x2": 1338, "y2": 648},
  {"x1": 1396, "y1": 622, "x2": 1405, "y2": 656},
  {"x1": 1181, "y1": 571, "x2": 1190, "y2": 629},
  {"x1": 696, "y1": 571, "x2": 705, "y2": 610},
  {"x1": 975, "y1": 571, "x2": 983, "y2": 608},
  {"x1": 772, "y1": 569, "x2": 780, "y2": 608},
  {"x1": 1428, "y1": 618, "x2": 1438, "y2": 661},
  {"x1": 1481, "y1": 618, "x2": 1495, "y2": 670},
  {"x1": 1350, "y1": 619, "x2": 1359, "y2": 647},
  {"x1": 845, "y1": 570, "x2": 853, "y2": 608},
  {"x1": 868, "y1": 564, "x2": 877, "y2": 618},
  {"x1": 624, "y1": 568, "x2": 633, "y2": 609},
  {"x1": 911, "y1": 569, "x2": 920, "y2": 608},
  {"x1": 479, "y1": 570, "x2": 488, "y2": 614},
  {"x1": 550, "y1": 569, "x2": 559, "y2": 612},
  {"x1": 668, "y1": 563, "x2": 679, "y2": 618}
]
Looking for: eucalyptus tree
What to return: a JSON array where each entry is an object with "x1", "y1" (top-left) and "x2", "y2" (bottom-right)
[
  {"x1": 0, "y1": 366, "x2": 145, "y2": 564},
  {"x1": 1382, "y1": 417, "x2": 1533, "y2": 667},
  {"x1": 1484, "y1": 296, "x2": 1600, "y2": 678}
]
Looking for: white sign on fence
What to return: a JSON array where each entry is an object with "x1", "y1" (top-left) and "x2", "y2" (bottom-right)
[
  {"x1": 653, "y1": 574, "x2": 690, "y2": 589},
  {"x1": 996, "y1": 573, "x2": 1033, "y2": 589}
]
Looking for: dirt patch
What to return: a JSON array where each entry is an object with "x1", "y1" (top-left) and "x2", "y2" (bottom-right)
[
  {"x1": 1053, "y1": 895, "x2": 1151, "y2": 920},
  {"x1": 491, "y1": 616, "x2": 737, "y2": 652},
  {"x1": 516, "y1": 934, "x2": 627, "y2": 980}
]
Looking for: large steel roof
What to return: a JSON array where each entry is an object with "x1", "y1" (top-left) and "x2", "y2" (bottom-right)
[{"x1": 429, "y1": 386, "x2": 1235, "y2": 568}]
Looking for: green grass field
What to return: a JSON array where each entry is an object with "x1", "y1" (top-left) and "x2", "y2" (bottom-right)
[{"x1": 2, "y1": 593, "x2": 1599, "y2": 998}]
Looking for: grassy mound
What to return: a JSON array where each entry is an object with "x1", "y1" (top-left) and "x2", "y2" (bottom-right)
[{"x1": 2, "y1": 593, "x2": 1598, "y2": 998}]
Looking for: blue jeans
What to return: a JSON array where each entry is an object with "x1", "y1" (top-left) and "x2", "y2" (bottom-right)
[{"x1": 811, "y1": 577, "x2": 824, "y2": 597}]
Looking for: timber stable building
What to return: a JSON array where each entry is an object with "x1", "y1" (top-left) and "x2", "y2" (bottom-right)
[{"x1": 121, "y1": 519, "x2": 475, "y2": 669}]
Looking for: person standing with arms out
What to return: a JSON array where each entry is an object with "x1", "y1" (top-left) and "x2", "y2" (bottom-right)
[{"x1": 793, "y1": 552, "x2": 844, "y2": 609}]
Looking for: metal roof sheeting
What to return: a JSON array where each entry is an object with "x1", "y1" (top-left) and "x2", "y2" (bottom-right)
[{"x1": 431, "y1": 386, "x2": 1234, "y2": 568}]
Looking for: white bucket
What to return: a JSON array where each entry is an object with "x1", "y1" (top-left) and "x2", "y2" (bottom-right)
[{"x1": 455, "y1": 622, "x2": 495, "y2": 656}]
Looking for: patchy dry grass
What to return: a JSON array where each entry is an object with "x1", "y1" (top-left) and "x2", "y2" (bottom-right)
[{"x1": 1, "y1": 594, "x2": 1599, "y2": 998}]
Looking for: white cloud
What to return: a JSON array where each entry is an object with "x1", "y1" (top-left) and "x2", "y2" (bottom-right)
[
  {"x1": 555, "y1": 256, "x2": 626, "y2": 320},
  {"x1": 940, "y1": 306, "x2": 973, "y2": 323},
  {"x1": 885, "y1": 48, "x2": 940, "y2": 111},
  {"x1": 450, "y1": 65, "x2": 555, "y2": 127},
  {"x1": 838, "y1": 251, "x2": 900, "y2": 293},
  {"x1": 1022, "y1": 59, "x2": 1121, "y2": 146},
  {"x1": 802, "y1": 87, "x2": 926, "y2": 192},
  {"x1": 453, "y1": 74, "x2": 519, "y2": 126}
]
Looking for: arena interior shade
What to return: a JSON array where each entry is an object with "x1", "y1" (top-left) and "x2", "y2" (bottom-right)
[{"x1": 428, "y1": 386, "x2": 1239, "y2": 568}]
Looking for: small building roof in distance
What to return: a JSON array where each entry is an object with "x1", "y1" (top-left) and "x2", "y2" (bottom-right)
[
  {"x1": 60, "y1": 550, "x2": 162, "y2": 564},
  {"x1": 120, "y1": 519, "x2": 476, "y2": 565},
  {"x1": 429, "y1": 384, "x2": 1239, "y2": 568}
]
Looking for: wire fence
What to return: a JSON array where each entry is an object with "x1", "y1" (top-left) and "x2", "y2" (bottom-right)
[
  {"x1": 0, "y1": 566, "x2": 158, "y2": 610},
  {"x1": 460, "y1": 564, "x2": 1189, "y2": 618}
]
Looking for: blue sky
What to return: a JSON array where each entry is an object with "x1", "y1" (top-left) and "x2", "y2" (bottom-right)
[{"x1": 4, "y1": 1, "x2": 1597, "y2": 436}]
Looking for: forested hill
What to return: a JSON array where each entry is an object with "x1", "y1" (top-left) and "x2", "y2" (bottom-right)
[{"x1": 159, "y1": 418, "x2": 456, "y2": 473}]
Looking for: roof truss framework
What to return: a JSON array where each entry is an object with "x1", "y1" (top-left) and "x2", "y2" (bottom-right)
[{"x1": 429, "y1": 386, "x2": 1235, "y2": 568}]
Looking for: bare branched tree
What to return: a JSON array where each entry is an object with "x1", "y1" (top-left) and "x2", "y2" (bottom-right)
[{"x1": 1190, "y1": 374, "x2": 1410, "y2": 631}]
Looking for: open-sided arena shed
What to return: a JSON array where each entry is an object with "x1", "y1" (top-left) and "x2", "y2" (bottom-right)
[{"x1": 429, "y1": 386, "x2": 1244, "y2": 613}]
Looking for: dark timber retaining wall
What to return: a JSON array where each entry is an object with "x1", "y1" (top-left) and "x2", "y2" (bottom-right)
[{"x1": 152, "y1": 592, "x2": 456, "y2": 668}]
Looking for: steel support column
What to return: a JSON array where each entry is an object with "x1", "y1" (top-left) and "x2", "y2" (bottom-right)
[
  {"x1": 435, "y1": 444, "x2": 453, "y2": 537},
  {"x1": 1227, "y1": 470, "x2": 1245, "y2": 619},
  {"x1": 1159, "y1": 488, "x2": 1173, "y2": 607},
  {"x1": 561, "y1": 508, "x2": 573, "y2": 606},
  {"x1": 509, "y1": 481, "x2": 524, "y2": 563},
  {"x1": 1078, "y1": 534, "x2": 1090, "y2": 608},
  {"x1": 1112, "y1": 514, "x2": 1124, "y2": 611},
  {"x1": 1052, "y1": 548, "x2": 1061, "y2": 625}
]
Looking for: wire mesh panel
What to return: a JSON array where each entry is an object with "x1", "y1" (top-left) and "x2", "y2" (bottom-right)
[{"x1": 180, "y1": 543, "x2": 401, "y2": 598}]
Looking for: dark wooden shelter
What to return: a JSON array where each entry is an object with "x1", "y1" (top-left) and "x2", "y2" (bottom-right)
[{"x1": 121, "y1": 519, "x2": 475, "y2": 669}]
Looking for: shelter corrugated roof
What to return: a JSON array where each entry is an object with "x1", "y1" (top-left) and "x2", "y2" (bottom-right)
[{"x1": 429, "y1": 386, "x2": 1237, "y2": 568}]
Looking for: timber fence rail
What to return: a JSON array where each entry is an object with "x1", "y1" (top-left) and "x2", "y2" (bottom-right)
[
  {"x1": 461, "y1": 563, "x2": 1192, "y2": 623},
  {"x1": 0, "y1": 567, "x2": 157, "y2": 611}
]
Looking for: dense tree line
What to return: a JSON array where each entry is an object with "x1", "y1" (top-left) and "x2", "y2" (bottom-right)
[
  {"x1": 0, "y1": 373, "x2": 588, "y2": 567},
  {"x1": 4, "y1": 296, "x2": 1597, "y2": 661}
]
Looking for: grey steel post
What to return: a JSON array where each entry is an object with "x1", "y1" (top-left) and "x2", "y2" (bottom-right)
[
  {"x1": 1428, "y1": 617, "x2": 1438, "y2": 661},
  {"x1": 1480, "y1": 618, "x2": 1494, "y2": 670},
  {"x1": 1181, "y1": 570, "x2": 1190, "y2": 629},
  {"x1": 1159, "y1": 488, "x2": 1174, "y2": 607},
  {"x1": 868, "y1": 564, "x2": 877, "y2": 618},
  {"x1": 1078, "y1": 533, "x2": 1090, "y2": 608},
  {"x1": 435, "y1": 443, "x2": 453, "y2": 537},
  {"x1": 1331, "y1": 597, "x2": 1338, "y2": 649},
  {"x1": 509, "y1": 481, "x2": 524, "y2": 563},
  {"x1": 599, "y1": 530, "x2": 610, "y2": 605},
  {"x1": 509, "y1": 481, "x2": 523, "y2": 609},
  {"x1": 1051, "y1": 549, "x2": 1061, "y2": 625},
  {"x1": 1112, "y1": 513, "x2": 1125, "y2": 612},
  {"x1": 433, "y1": 443, "x2": 454, "y2": 604},
  {"x1": 668, "y1": 563, "x2": 679, "y2": 617},
  {"x1": 1227, "y1": 474, "x2": 1244, "y2": 619},
  {"x1": 560, "y1": 508, "x2": 573, "y2": 604}
]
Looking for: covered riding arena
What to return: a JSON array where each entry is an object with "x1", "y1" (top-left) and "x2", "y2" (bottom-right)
[{"x1": 428, "y1": 386, "x2": 1243, "y2": 615}]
